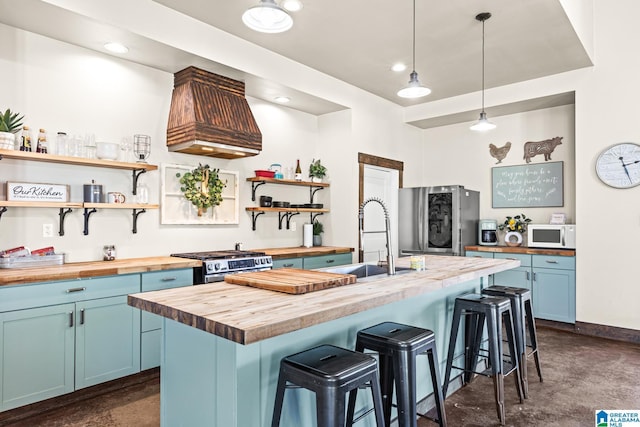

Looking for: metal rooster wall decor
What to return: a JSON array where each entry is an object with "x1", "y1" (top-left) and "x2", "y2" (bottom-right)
[{"x1": 489, "y1": 141, "x2": 511, "y2": 164}]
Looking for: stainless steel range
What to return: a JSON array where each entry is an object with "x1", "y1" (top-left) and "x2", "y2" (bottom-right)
[{"x1": 170, "y1": 250, "x2": 273, "y2": 284}]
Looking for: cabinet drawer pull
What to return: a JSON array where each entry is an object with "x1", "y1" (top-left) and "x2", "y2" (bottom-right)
[
  {"x1": 533, "y1": 272, "x2": 537, "y2": 281},
  {"x1": 283, "y1": 263, "x2": 294, "y2": 267},
  {"x1": 80, "y1": 309, "x2": 85, "y2": 325},
  {"x1": 161, "y1": 277, "x2": 178, "y2": 282},
  {"x1": 66, "y1": 287, "x2": 86, "y2": 293},
  {"x1": 526, "y1": 271, "x2": 530, "y2": 281},
  {"x1": 325, "y1": 259, "x2": 335, "y2": 264},
  {"x1": 69, "y1": 312, "x2": 74, "y2": 328},
  {"x1": 545, "y1": 260, "x2": 559, "y2": 264},
  {"x1": 506, "y1": 257, "x2": 518, "y2": 260}
]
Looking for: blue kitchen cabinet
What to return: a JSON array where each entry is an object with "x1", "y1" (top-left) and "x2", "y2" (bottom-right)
[
  {"x1": 0, "y1": 274, "x2": 141, "y2": 411},
  {"x1": 0, "y1": 304, "x2": 75, "y2": 411},
  {"x1": 140, "y1": 269, "x2": 193, "y2": 370},
  {"x1": 466, "y1": 250, "x2": 575, "y2": 323},
  {"x1": 272, "y1": 253, "x2": 352, "y2": 270},
  {"x1": 75, "y1": 296, "x2": 141, "y2": 389}
]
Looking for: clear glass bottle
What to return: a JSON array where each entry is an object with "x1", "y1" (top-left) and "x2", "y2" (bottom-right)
[
  {"x1": 20, "y1": 126, "x2": 32, "y2": 152},
  {"x1": 56, "y1": 132, "x2": 68, "y2": 156},
  {"x1": 36, "y1": 128, "x2": 48, "y2": 153}
]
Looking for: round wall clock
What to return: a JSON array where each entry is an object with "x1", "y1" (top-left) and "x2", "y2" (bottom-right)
[{"x1": 595, "y1": 142, "x2": 640, "y2": 188}]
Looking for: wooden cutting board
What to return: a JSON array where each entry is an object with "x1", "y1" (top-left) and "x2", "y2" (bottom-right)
[{"x1": 224, "y1": 268, "x2": 357, "y2": 294}]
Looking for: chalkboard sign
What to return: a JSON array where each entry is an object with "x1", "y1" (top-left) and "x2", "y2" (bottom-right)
[{"x1": 492, "y1": 161, "x2": 563, "y2": 208}]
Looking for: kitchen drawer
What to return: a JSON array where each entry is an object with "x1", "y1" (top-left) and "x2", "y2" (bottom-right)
[
  {"x1": 0, "y1": 274, "x2": 140, "y2": 313},
  {"x1": 141, "y1": 268, "x2": 193, "y2": 291},
  {"x1": 272, "y1": 258, "x2": 303, "y2": 269},
  {"x1": 303, "y1": 253, "x2": 353, "y2": 270},
  {"x1": 466, "y1": 251, "x2": 494, "y2": 259},
  {"x1": 494, "y1": 252, "x2": 532, "y2": 267},
  {"x1": 532, "y1": 254, "x2": 575, "y2": 270}
]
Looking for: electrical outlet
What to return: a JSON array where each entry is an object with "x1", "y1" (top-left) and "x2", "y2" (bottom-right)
[
  {"x1": 290, "y1": 221, "x2": 297, "y2": 231},
  {"x1": 43, "y1": 223, "x2": 54, "y2": 237}
]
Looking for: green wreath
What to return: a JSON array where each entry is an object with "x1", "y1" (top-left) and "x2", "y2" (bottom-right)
[{"x1": 176, "y1": 164, "x2": 226, "y2": 216}]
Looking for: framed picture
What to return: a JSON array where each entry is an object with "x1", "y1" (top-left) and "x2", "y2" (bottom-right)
[
  {"x1": 492, "y1": 161, "x2": 564, "y2": 208},
  {"x1": 160, "y1": 163, "x2": 239, "y2": 224}
]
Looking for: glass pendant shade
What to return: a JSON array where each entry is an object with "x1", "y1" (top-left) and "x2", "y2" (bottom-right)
[
  {"x1": 470, "y1": 111, "x2": 496, "y2": 131},
  {"x1": 397, "y1": 71, "x2": 431, "y2": 98},
  {"x1": 242, "y1": 0, "x2": 293, "y2": 33}
]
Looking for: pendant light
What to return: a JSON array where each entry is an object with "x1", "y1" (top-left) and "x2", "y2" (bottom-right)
[
  {"x1": 242, "y1": 0, "x2": 293, "y2": 34},
  {"x1": 397, "y1": 0, "x2": 431, "y2": 98},
  {"x1": 470, "y1": 12, "x2": 496, "y2": 131}
]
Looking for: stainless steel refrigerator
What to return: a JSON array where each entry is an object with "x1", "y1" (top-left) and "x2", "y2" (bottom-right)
[{"x1": 398, "y1": 185, "x2": 479, "y2": 256}]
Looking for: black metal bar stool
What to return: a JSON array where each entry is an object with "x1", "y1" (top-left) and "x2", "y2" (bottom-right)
[
  {"x1": 346, "y1": 322, "x2": 447, "y2": 427},
  {"x1": 271, "y1": 344, "x2": 385, "y2": 427},
  {"x1": 481, "y1": 285, "x2": 543, "y2": 398},
  {"x1": 442, "y1": 293, "x2": 524, "y2": 426}
]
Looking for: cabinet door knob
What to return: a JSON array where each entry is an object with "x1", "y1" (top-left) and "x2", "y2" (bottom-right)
[
  {"x1": 80, "y1": 308, "x2": 85, "y2": 325},
  {"x1": 69, "y1": 311, "x2": 74, "y2": 328}
]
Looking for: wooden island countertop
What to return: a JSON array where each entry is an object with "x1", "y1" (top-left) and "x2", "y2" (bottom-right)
[
  {"x1": 128, "y1": 255, "x2": 519, "y2": 345},
  {"x1": 0, "y1": 256, "x2": 201, "y2": 287}
]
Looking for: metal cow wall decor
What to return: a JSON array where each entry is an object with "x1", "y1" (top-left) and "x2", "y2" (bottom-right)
[{"x1": 523, "y1": 136, "x2": 563, "y2": 163}]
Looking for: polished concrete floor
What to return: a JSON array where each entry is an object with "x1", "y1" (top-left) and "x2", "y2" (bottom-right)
[{"x1": 1, "y1": 327, "x2": 638, "y2": 426}]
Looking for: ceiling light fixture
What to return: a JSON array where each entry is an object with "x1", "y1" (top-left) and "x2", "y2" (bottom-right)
[
  {"x1": 103, "y1": 42, "x2": 129, "y2": 54},
  {"x1": 282, "y1": 0, "x2": 303, "y2": 12},
  {"x1": 397, "y1": 0, "x2": 430, "y2": 99},
  {"x1": 274, "y1": 96, "x2": 291, "y2": 103},
  {"x1": 242, "y1": 0, "x2": 293, "y2": 34},
  {"x1": 470, "y1": 12, "x2": 496, "y2": 131},
  {"x1": 391, "y1": 63, "x2": 407, "y2": 72}
]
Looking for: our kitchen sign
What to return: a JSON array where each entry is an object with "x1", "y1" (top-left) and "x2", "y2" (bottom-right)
[{"x1": 6, "y1": 182, "x2": 69, "y2": 202}]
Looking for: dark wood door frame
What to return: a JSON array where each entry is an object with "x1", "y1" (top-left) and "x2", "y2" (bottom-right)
[{"x1": 357, "y1": 153, "x2": 404, "y2": 262}]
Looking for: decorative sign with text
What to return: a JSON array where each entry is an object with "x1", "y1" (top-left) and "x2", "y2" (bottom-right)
[
  {"x1": 6, "y1": 182, "x2": 69, "y2": 202},
  {"x1": 492, "y1": 161, "x2": 563, "y2": 208}
]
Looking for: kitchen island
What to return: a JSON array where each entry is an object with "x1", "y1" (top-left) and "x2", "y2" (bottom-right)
[{"x1": 128, "y1": 255, "x2": 519, "y2": 427}]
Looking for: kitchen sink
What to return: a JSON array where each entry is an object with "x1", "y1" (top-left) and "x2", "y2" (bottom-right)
[{"x1": 318, "y1": 263, "x2": 413, "y2": 279}]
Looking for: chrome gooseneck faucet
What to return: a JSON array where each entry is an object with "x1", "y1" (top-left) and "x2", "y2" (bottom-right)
[{"x1": 359, "y1": 197, "x2": 396, "y2": 275}]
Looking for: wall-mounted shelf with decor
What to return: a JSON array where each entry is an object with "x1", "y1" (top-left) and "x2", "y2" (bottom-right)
[
  {"x1": 0, "y1": 149, "x2": 157, "y2": 194},
  {"x1": 0, "y1": 149, "x2": 159, "y2": 235},
  {"x1": 82, "y1": 203, "x2": 159, "y2": 235},
  {"x1": 246, "y1": 177, "x2": 328, "y2": 203}
]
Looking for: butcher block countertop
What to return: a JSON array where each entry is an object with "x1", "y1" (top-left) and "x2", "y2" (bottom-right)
[
  {"x1": 128, "y1": 255, "x2": 519, "y2": 345},
  {"x1": 0, "y1": 257, "x2": 201, "y2": 287},
  {"x1": 252, "y1": 246, "x2": 354, "y2": 259},
  {"x1": 465, "y1": 245, "x2": 576, "y2": 256}
]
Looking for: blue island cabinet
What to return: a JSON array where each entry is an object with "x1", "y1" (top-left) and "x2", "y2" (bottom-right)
[
  {"x1": 0, "y1": 275, "x2": 141, "y2": 411},
  {"x1": 158, "y1": 279, "x2": 478, "y2": 427}
]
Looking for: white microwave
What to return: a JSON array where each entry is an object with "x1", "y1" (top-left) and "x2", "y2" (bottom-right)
[{"x1": 527, "y1": 224, "x2": 576, "y2": 249}]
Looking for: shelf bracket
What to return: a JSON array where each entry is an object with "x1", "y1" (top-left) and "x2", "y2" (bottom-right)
[
  {"x1": 250, "y1": 181, "x2": 266, "y2": 201},
  {"x1": 0, "y1": 206, "x2": 7, "y2": 220},
  {"x1": 309, "y1": 186, "x2": 324, "y2": 203},
  {"x1": 132, "y1": 209, "x2": 146, "y2": 234},
  {"x1": 251, "y1": 211, "x2": 265, "y2": 231},
  {"x1": 83, "y1": 208, "x2": 97, "y2": 236},
  {"x1": 132, "y1": 169, "x2": 147, "y2": 195},
  {"x1": 279, "y1": 211, "x2": 300, "y2": 230},
  {"x1": 58, "y1": 208, "x2": 73, "y2": 236},
  {"x1": 310, "y1": 212, "x2": 324, "y2": 224}
]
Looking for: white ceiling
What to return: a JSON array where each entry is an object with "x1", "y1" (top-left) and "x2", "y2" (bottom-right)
[{"x1": 0, "y1": 0, "x2": 591, "y2": 124}]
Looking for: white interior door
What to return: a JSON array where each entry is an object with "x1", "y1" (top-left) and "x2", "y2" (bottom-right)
[{"x1": 362, "y1": 165, "x2": 399, "y2": 263}]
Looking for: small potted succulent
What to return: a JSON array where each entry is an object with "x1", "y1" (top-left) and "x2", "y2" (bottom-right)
[
  {"x1": 0, "y1": 108, "x2": 24, "y2": 150},
  {"x1": 312, "y1": 220, "x2": 324, "y2": 246},
  {"x1": 308, "y1": 159, "x2": 327, "y2": 183}
]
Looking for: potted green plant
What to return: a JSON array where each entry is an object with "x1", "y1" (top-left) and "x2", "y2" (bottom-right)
[
  {"x1": 0, "y1": 108, "x2": 24, "y2": 150},
  {"x1": 176, "y1": 164, "x2": 226, "y2": 216},
  {"x1": 312, "y1": 220, "x2": 324, "y2": 246},
  {"x1": 308, "y1": 159, "x2": 327, "y2": 183}
]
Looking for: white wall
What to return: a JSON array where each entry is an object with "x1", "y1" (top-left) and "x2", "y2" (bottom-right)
[{"x1": 0, "y1": 24, "x2": 422, "y2": 263}]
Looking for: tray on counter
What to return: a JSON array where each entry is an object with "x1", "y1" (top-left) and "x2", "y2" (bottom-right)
[{"x1": 0, "y1": 254, "x2": 65, "y2": 269}]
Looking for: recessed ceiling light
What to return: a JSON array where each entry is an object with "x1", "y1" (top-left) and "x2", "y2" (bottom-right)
[
  {"x1": 274, "y1": 96, "x2": 291, "y2": 103},
  {"x1": 391, "y1": 63, "x2": 407, "y2": 72},
  {"x1": 282, "y1": 0, "x2": 303, "y2": 12},
  {"x1": 104, "y1": 42, "x2": 129, "y2": 54}
]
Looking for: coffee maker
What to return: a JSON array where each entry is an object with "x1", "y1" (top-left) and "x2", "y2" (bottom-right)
[{"x1": 478, "y1": 219, "x2": 498, "y2": 246}]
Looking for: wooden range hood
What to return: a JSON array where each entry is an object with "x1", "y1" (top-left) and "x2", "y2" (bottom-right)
[{"x1": 166, "y1": 67, "x2": 262, "y2": 159}]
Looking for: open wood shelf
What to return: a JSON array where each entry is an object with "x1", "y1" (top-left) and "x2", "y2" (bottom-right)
[
  {"x1": 0, "y1": 149, "x2": 157, "y2": 171},
  {"x1": 246, "y1": 177, "x2": 329, "y2": 187},
  {"x1": 245, "y1": 207, "x2": 328, "y2": 213},
  {"x1": 0, "y1": 201, "x2": 83, "y2": 208}
]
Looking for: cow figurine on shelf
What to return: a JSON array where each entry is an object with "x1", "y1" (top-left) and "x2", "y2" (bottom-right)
[{"x1": 523, "y1": 136, "x2": 563, "y2": 163}]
